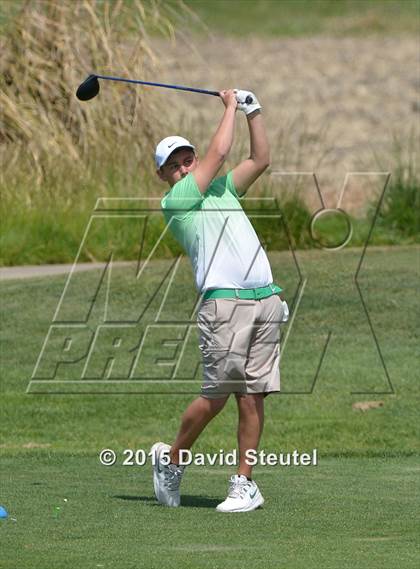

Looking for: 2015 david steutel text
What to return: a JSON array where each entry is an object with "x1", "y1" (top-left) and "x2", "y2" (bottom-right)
[{"x1": 99, "y1": 448, "x2": 318, "y2": 467}]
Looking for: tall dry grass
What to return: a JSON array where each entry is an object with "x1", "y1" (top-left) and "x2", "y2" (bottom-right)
[{"x1": 0, "y1": 0, "x2": 189, "y2": 207}]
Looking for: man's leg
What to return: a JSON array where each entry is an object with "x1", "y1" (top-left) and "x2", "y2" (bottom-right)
[
  {"x1": 169, "y1": 395, "x2": 229, "y2": 464},
  {"x1": 215, "y1": 392, "x2": 265, "y2": 513},
  {"x1": 153, "y1": 396, "x2": 228, "y2": 507},
  {"x1": 235, "y1": 393, "x2": 264, "y2": 478}
]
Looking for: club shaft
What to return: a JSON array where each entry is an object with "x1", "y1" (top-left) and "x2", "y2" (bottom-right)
[{"x1": 95, "y1": 75, "x2": 220, "y2": 97}]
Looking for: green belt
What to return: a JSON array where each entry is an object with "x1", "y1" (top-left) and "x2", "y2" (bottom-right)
[{"x1": 203, "y1": 284, "x2": 282, "y2": 301}]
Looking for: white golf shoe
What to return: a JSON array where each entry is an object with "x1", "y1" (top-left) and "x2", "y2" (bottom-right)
[
  {"x1": 151, "y1": 442, "x2": 184, "y2": 507},
  {"x1": 216, "y1": 474, "x2": 264, "y2": 513}
]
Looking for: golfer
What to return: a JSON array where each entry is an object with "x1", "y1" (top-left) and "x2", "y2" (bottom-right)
[{"x1": 152, "y1": 89, "x2": 288, "y2": 513}]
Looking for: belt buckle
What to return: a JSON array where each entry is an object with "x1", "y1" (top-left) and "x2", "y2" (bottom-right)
[{"x1": 235, "y1": 288, "x2": 239, "y2": 299}]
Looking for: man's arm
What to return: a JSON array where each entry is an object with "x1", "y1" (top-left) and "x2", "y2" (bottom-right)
[
  {"x1": 231, "y1": 110, "x2": 270, "y2": 196},
  {"x1": 193, "y1": 89, "x2": 237, "y2": 194}
]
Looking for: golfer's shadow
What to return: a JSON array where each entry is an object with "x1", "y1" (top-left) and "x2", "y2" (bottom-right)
[{"x1": 113, "y1": 495, "x2": 219, "y2": 508}]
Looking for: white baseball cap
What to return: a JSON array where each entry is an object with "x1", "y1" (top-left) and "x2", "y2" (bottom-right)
[{"x1": 155, "y1": 135, "x2": 195, "y2": 169}]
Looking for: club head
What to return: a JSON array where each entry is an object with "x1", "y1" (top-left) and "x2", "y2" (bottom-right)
[{"x1": 76, "y1": 75, "x2": 100, "y2": 101}]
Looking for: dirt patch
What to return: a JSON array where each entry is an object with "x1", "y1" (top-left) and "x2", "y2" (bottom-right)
[
  {"x1": 155, "y1": 35, "x2": 418, "y2": 213},
  {"x1": 21, "y1": 442, "x2": 52, "y2": 449},
  {"x1": 352, "y1": 400, "x2": 384, "y2": 412}
]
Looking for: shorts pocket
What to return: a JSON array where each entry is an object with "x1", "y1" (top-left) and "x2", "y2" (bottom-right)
[{"x1": 198, "y1": 299, "x2": 217, "y2": 323}]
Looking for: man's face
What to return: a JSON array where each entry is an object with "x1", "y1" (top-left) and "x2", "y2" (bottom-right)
[{"x1": 157, "y1": 148, "x2": 198, "y2": 187}]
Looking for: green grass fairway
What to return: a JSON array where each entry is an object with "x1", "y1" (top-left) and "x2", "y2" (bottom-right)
[
  {"x1": 1, "y1": 455, "x2": 419, "y2": 569},
  {"x1": 3, "y1": 0, "x2": 417, "y2": 37},
  {"x1": 1, "y1": 245, "x2": 419, "y2": 567},
  {"x1": 182, "y1": 0, "x2": 419, "y2": 37}
]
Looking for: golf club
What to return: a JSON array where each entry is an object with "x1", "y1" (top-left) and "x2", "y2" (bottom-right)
[{"x1": 76, "y1": 74, "x2": 254, "y2": 104}]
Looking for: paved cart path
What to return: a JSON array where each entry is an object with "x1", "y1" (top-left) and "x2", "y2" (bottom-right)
[{"x1": 0, "y1": 262, "x2": 134, "y2": 281}]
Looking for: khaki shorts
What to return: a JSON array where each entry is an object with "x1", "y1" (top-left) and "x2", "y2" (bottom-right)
[{"x1": 197, "y1": 294, "x2": 285, "y2": 399}]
